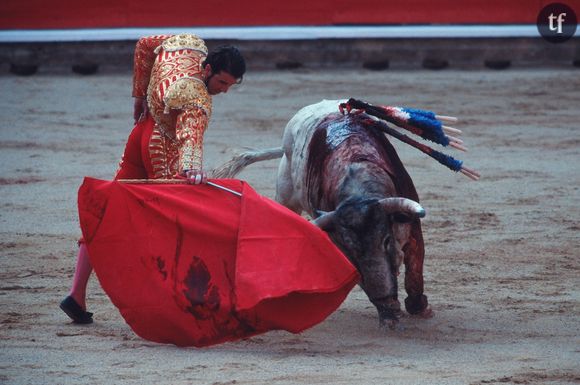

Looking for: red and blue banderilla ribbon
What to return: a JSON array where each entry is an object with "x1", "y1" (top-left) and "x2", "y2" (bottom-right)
[
  {"x1": 340, "y1": 98, "x2": 479, "y2": 180},
  {"x1": 363, "y1": 118, "x2": 463, "y2": 172}
]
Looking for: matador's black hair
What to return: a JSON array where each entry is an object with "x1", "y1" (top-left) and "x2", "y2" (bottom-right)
[{"x1": 204, "y1": 45, "x2": 246, "y2": 82}]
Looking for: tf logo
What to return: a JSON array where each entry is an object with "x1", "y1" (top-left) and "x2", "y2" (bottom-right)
[{"x1": 537, "y1": 3, "x2": 578, "y2": 43}]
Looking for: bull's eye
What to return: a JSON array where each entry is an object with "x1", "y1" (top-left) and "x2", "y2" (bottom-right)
[
  {"x1": 383, "y1": 235, "x2": 391, "y2": 250},
  {"x1": 392, "y1": 213, "x2": 413, "y2": 223}
]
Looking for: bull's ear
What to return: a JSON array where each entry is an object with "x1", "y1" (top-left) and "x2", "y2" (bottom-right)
[{"x1": 312, "y1": 211, "x2": 336, "y2": 231}]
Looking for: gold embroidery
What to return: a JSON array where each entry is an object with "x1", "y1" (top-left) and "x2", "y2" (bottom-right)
[
  {"x1": 163, "y1": 78, "x2": 212, "y2": 117},
  {"x1": 157, "y1": 34, "x2": 208, "y2": 55},
  {"x1": 176, "y1": 109, "x2": 208, "y2": 172},
  {"x1": 132, "y1": 35, "x2": 171, "y2": 98},
  {"x1": 148, "y1": 124, "x2": 180, "y2": 179},
  {"x1": 134, "y1": 33, "x2": 212, "y2": 178},
  {"x1": 146, "y1": 40, "x2": 212, "y2": 138}
]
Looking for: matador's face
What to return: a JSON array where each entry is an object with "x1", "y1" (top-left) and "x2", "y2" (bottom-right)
[{"x1": 205, "y1": 68, "x2": 239, "y2": 96}]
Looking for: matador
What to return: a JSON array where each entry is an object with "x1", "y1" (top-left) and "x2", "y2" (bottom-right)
[
  {"x1": 60, "y1": 34, "x2": 246, "y2": 324},
  {"x1": 116, "y1": 33, "x2": 245, "y2": 182}
]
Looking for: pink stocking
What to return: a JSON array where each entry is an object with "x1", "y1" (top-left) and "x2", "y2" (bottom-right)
[{"x1": 69, "y1": 243, "x2": 93, "y2": 310}]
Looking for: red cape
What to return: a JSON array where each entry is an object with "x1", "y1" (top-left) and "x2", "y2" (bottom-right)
[{"x1": 78, "y1": 178, "x2": 358, "y2": 347}]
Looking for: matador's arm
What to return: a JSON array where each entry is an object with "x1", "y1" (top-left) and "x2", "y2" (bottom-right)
[
  {"x1": 132, "y1": 35, "x2": 171, "y2": 98},
  {"x1": 164, "y1": 76, "x2": 212, "y2": 175},
  {"x1": 175, "y1": 107, "x2": 209, "y2": 173}
]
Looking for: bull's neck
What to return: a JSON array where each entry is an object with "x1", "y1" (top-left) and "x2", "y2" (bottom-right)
[{"x1": 334, "y1": 162, "x2": 395, "y2": 205}]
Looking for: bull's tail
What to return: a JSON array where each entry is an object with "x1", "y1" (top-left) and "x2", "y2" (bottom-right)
[{"x1": 210, "y1": 147, "x2": 284, "y2": 179}]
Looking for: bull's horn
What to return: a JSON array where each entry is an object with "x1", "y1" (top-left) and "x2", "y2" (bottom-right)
[
  {"x1": 312, "y1": 211, "x2": 336, "y2": 231},
  {"x1": 378, "y1": 197, "x2": 426, "y2": 218},
  {"x1": 314, "y1": 210, "x2": 328, "y2": 218}
]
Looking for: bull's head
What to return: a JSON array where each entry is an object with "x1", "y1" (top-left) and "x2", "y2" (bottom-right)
[{"x1": 313, "y1": 197, "x2": 425, "y2": 329}]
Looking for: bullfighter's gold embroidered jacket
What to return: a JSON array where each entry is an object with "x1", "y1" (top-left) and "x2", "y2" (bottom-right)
[{"x1": 133, "y1": 34, "x2": 212, "y2": 178}]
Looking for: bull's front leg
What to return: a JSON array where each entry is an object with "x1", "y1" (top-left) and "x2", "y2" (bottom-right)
[{"x1": 403, "y1": 221, "x2": 433, "y2": 318}]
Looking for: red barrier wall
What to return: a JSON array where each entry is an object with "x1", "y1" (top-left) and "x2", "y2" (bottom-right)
[{"x1": 1, "y1": 0, "x2": 578, "y2": 30}]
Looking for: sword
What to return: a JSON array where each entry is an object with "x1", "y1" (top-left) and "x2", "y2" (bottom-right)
[{"x1": 117, "y1": 179, "x2": 242, "y2": 197}]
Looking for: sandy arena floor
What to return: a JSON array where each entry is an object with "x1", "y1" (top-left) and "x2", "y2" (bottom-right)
[{"x1": 0, "y1": 68, "x2": 579, "y2": 384}]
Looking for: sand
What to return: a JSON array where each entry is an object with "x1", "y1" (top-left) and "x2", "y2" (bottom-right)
[{"x1": 0, "y1": 68, "x2": 579, "y2": 385}]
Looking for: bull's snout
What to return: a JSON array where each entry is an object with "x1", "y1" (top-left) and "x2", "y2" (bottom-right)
[
  {"x1": 358, "y1": 252, "x2": 401, "y2": 329},
  {"x1": 375, "y1": 298, "x2": 402, "y2": 330}
]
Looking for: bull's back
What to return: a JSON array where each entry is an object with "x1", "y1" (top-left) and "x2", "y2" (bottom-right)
[
  {"x1": 305, "y1": 113, "x2": 399, "y2": 211},
  {"x1": 283, "y1": 99, "x2": 420, "y2": 214},
  {"x1": 284, "y1": 100, "x2": 346, "y2": 157},
  {"x1": 283, "y1": 100, "x2": 346, "y2": 211}
]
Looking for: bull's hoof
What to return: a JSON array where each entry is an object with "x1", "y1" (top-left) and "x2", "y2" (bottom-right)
[
  {"x1": 379, "y1": 316, "x2": 400, "y2": 331},
  {"x1": 377, "y1": 306, "x2": 401, "y2": 331},
  {"x1": 409, "y1": 305, "x2": 434, "y2": 319},
  {"x1": 405, "y1": 294, "x2": 429, "y2": 315},
  {"x1": 375, "y1": 299, "x2": 402, "y2": 330}
]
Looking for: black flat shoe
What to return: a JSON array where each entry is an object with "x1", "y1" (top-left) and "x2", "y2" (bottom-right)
[{"x1": 60, "y1": 296, "x2": 93, "y2": 324}]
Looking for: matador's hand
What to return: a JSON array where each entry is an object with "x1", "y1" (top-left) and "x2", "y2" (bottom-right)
[
  {"x1": 184, "y1": 170, "x2": 208, "y2": 185},
  {"x1": 133, "y1": 96, "x2": 149, "y2": 124}
]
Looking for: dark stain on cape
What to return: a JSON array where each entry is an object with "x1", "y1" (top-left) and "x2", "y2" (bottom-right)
[
  {"x1": 182, "y1": 256, "x2": 220, "y2": 319},
  {"x1": 155, "y1": 256, "x2": 167, "y2": 280}
]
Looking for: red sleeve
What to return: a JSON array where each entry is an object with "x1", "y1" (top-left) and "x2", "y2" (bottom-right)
[{"x1": 132, "y1": 35, "x2": 171, "y2": 98}]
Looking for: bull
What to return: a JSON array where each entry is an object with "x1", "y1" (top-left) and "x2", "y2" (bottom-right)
[{"x1": 214, "y1": 99, "x2": 433, "y2": 328}]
